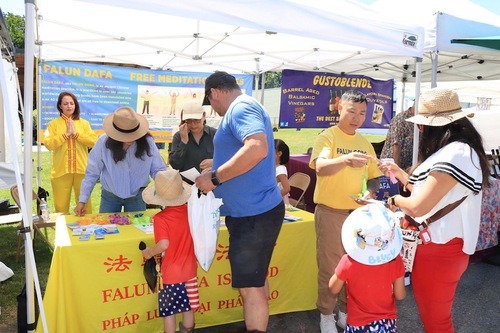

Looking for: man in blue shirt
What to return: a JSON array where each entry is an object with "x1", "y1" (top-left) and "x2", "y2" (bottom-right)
[{"x1": 196, "y1": 71, "x2": 284, "y2": 333}]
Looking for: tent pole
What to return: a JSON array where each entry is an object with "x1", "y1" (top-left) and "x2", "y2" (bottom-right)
[
  {"x1": 260, "y1": 72, "x2": 266, "y2": 105},
  {"x1": 24, "y1": 0, "x2": 49, "y2": 332},
  {"x1": 431, "y1": 51, "x2": 438, "y2": 88},
  {"x1": 412, "y1": 57, "x2": 423, "y2": 166},
  {"x1": 36, "y1": 58, "x2": 42, "y2": 188},
  {"x1": 23, "y1": 1, "x2": 36, "y2": 331},
  {"x1": 254, "y1": 58, "x2": 260, "y2": 103}
]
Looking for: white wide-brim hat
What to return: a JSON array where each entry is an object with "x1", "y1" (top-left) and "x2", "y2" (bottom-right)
[
  {"x1": 406, "y1": 88, "x2": 474, "y2": 127},
  {"x1": 342, "y1": 203, "x2": 403, "y2": 266},
  {"x1": 142, "y1": 170, "x2": 191, "y2": 207}
]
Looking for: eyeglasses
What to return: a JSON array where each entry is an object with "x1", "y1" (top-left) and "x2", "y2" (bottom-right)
[{"x1": 185, "y1": 119, "x2": 202, "y2": 124}]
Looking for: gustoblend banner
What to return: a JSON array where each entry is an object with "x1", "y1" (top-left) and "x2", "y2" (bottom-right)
[
  {"x1": 40, "y1": 61, "x2": 253, "y2": 133},
  {"x1": 279, "y1": 69, "x2": 394, "y2": 129}
]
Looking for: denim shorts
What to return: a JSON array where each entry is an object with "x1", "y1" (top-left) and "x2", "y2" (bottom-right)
[{"x1": 225, "y1": 202, "x2": 285, "y2": 288}]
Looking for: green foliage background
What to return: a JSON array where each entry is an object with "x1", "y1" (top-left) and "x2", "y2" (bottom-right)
[{"x1": 4, "y1": 12, "x2": 25, "y2": 50}]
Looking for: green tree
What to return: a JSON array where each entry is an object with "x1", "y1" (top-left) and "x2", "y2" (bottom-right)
[
  {"x1": 265, "y1": 72, "x2": 282, "y2": 89},
  {"x1": 5, "y1": 12, "x2": 25, "y2": 50}
]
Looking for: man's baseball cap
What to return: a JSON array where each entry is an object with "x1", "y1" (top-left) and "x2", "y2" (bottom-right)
[{"x1": 202, "y1": 71, "x2": 238, "y2": 105}]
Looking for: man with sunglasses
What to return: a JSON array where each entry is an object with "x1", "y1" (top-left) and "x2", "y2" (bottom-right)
[{"x1": 196, "y1": 71, "x2": 285, "y2": 333}]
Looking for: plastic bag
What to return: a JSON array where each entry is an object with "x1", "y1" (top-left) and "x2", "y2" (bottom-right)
[
  {"x1": 0, "y1": 261, "x2": 14, "y2": 282},
  {"x1": 187, "y1": 185, "x2": 223, "y2": 272}
]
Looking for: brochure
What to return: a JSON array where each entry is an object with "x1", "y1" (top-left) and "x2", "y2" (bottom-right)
[
  {"x1": 284, "y1": 214, "x2": 302, "y2": 222},
  {"x1": 134, "y1": 223, "x2": 154, "y2": 234}
]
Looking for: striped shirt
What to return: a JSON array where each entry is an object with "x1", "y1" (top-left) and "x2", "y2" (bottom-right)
[
  {"x1": 79, "y1": 134, "x2": 166, "y2": 203},
  {"x1": 408, "y1": 141, "x2": 483, "y2": 254}
]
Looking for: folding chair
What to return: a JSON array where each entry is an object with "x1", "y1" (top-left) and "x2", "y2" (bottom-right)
[
  {"x1": 288, "y1": 172, "x2": 311, "y2": 210},
  {"x1": 11, "y1": 185, "x2": 55, "y2": 262}
]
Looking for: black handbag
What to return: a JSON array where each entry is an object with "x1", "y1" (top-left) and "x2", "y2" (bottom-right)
[{"x1": 139, "y1": 241, "x2": 162, "y2": 293}]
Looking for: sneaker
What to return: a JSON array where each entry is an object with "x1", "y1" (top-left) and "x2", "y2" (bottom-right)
[
  {"x1": 337, "y1": 310, "x2": 347, "y2": 329},
  {"x1": 320, "y1": 313, "x2": 337, "y2": 333}
]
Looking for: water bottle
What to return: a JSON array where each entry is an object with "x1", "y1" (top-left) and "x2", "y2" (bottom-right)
[{"x1": 40, "y1": 198, "x2": 49, "y2": 222}]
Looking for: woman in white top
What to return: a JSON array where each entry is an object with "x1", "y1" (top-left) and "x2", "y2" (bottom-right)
[
  {"x1": 380, "y1": 88, "x2": 491, "y2": 333},
  {"x1": 275, "y1": 139, "x2": 291, "y2": 206}
]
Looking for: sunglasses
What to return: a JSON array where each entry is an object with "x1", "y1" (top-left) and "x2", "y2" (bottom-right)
[{"x1": 205, "y1": 89, "x2": 213, "y2": 101}]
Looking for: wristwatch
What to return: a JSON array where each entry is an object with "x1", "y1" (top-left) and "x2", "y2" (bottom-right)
[{"x1": 211, "y1": 169, "x2": 221, "y2": 186}]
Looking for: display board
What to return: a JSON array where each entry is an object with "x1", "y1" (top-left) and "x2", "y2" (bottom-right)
[
  {"x1": 40, "y1": 61, "x2": 253, "y2": 141},
  {"x1": 279, "y1": 69, "x2": 394, "y2": 129}
]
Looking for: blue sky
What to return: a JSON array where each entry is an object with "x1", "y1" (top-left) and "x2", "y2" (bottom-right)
[
  {"x1": 0, "y1": 0, "x2": 24, "y2": 15},
  {"x1": 2, "y1": 0, "x2": 500, "y2": 17}
]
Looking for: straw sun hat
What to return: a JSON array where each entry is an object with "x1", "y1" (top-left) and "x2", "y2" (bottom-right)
[
  {"x1": 142, "y1": 170, "x2": 192, "y2": 207},
  {"x1": 342, "y1": 203, "x2": 403, "y2": 266},
  {"x1": 103, "y1": 106, "x2": 150, "y2": 142},
  {"x1": 406, "y1": 87, "x2": 474, "y2": 127}
]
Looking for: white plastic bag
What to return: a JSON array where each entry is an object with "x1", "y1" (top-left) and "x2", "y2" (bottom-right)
[
  {"x1": 0, "y1": 261, "x2": 14, "y2": 282},
  {"x1": 187, "y1": 185, "x2": 223, "y2": 272}
]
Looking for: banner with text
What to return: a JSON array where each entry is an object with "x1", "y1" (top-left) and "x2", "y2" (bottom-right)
[
  {"x1": 279, "y1": 69, "x2": 394, "y2": 129},
  {"x1": 40, "y1": 61, "x2": 253, "y2": 141},
  {"x1": 39, "y1": 211, "x2": 317, "y2": 332}
]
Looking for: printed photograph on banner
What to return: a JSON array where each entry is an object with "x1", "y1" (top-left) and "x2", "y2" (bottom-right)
[
  {"x1": 136, "y1": 85, "x2": 207, "y2": 128},
  {"x1": 294, "y1": 107, "x2": 306, "y2": 123},
  {"x1": 372, "y1": 103, "x2": 384, "y2": 124}
]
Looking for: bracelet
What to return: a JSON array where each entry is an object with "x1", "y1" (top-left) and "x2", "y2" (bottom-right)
[{"x1": 390, "y1": 196, "x2": 397, "y2": 207}]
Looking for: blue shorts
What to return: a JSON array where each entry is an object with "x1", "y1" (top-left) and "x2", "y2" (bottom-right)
[
  {"x1": 225, "y1": 202, "x2": 284, "y2": 288},
  {"x1": 346, "y1": 318, "x2": 398, "y2": 333}
]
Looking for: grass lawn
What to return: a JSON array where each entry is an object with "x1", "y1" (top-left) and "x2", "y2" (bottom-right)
[{"x1": 0, "y1": 128, "x2": 384, "y2": 332}]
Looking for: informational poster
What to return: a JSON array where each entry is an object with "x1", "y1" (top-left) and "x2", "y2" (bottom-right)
[
  {"x1": 40, "y1": 61, "x2": 253, "y2": 141},
  {"x1": 476, "y1": 97, "x2": 491, "y2": 110},
  {"x1": 279, "y1": 69, "x2": 394, "y2": 129}
]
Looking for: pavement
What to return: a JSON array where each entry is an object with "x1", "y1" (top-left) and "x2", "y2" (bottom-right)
[{"x1": 197, "y1": 248, "x2": 500, "y2": 333}]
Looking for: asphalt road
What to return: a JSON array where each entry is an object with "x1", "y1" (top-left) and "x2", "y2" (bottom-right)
[{"x1": 197, "y1": 253, "x2": 500, "y2": 333}]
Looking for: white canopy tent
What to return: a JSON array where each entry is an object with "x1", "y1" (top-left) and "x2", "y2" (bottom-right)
[
  {"x1": 368, "y1": 0, "x2": 500, "y2": 84},
  {"x1": 34, "y1": 0, "x2": 424, "y2": 74},
  {"x1": 20, "y1": 0, "x2": 425, "y2": 331}
]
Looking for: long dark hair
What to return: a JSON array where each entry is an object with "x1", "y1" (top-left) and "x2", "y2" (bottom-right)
[
  {"x1": 416, "y1": 118, "x2": 490, "y2": 188},
  {"x1": 57, "y1": 91, "x2": 80, "y2": 120},
  {"x1": 105, "y1": 133, "x2": 153, "y2": 163}
]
